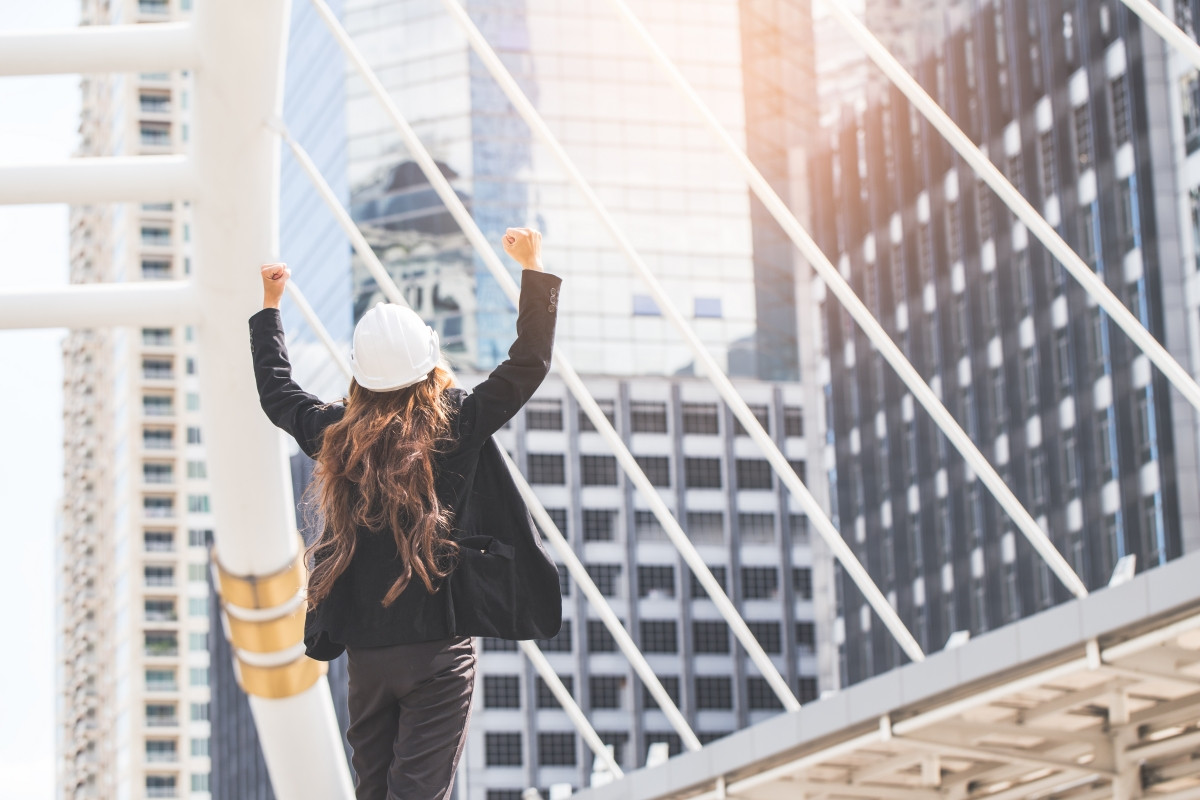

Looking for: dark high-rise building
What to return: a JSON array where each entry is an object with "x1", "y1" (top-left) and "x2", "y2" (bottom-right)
[{"x1": 813, "y1": 0, "x2": 1199, "y2": 686}]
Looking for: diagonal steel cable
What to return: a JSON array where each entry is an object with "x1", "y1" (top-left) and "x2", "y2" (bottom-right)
[
  {"x1": 1117, "y1": 0, "x2": 1200, "y2": 72},
  {"x1": 434, "y1": 0, "x2": 928, "y2": 662},
  {"x1": 280, "y1": 276, "x2": 627, "y2": 773},
  {"x1": 309, "y1": 0, "x2": 811, "y2": 707},
  {"x1": 598, "y1": 0, "x2": 1089, "y2": 601}
]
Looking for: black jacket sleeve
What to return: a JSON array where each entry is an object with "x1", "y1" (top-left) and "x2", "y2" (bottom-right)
[
  {"x1": 248, "y1": 308, "x2": 344, "y2": 458},
  {"x1": 459, "y1": 269, "x2": 561, "y2": 449}
]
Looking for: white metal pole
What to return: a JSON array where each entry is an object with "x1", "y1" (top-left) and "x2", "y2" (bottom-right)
[
  {"x1": 284, "y1": 276, "x2": 687, "y2": 757},
  {"x1": 190, "y1": 0, "x2": 354, "y2": 795},
  {"x1": 0, "y1": 281, "x2": 198, "y2": 330},
  {"x1": 519, "y1": 641, "x2": 625, "y2": 777},
  {"x1": 600, "y1": 0, "x2": 1089, "y2": 601},
  {"x1": 433, "y1": 0, "x2": 929, "y2": 662},
  {"x1": 306, "y1": 0, "x2": 812, "y2": 703},
  {"x1": 1117, "y1": 0, "x2": 1200, "y2": 73},
  {"x1": 0, "y1": 22, "x2": 200, "y2": 76},
  {"x1": 817, "y1": 2, "x2": 1200, "y2": 416},
  {"x1": 0, "y1": 156, "x2": 197, "y2": 205}
]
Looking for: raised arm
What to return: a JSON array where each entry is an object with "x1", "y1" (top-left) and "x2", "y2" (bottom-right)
[
  {"x1": 248, "y1": 263, "x2": 343, "y2": 458},
  {"x1": 459, "y1": 229, "x2": 561, "y2": 448}
]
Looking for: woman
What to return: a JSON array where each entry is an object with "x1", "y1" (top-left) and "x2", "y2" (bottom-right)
[{"x1": 248, "y1": 227, "x2": 562, "y2": 800}]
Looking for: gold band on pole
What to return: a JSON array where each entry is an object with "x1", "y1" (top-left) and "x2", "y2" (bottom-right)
[
  {"x1": 211, "y1": 535, "x2": 306, "y2": 610},
  {"x1": 236, "y1": 653, "x2": 327, "y2": 700},
  {"x1": 224, "y1": 605, "x2": 306, "y2": 654}
]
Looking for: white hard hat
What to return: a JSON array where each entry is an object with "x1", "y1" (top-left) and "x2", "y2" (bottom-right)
[{"x1": 350, "y1": 303, "x2": 441, "y2": 392}]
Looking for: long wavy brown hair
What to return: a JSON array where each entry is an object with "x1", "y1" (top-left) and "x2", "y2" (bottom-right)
[{"x1": 304, "y1": 366, "x2": 460, "y2": 610}]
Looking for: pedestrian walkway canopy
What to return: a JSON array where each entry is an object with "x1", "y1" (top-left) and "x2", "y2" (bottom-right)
[{"x1": 574, "y1": 551, "x2": 1200, "y2": 800}]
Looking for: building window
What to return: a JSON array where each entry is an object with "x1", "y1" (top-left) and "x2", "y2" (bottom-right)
[
  {"x1": 1052, "y1": 330, "x2": 1073, "y2": 391},
  {"x1": 645, "y1": 732, "x2": 683, "y2": 758},
  {"x1": 144, "y1": 599, "x2": 176, "y2": 621},
  {"x1": 144, "y1": 530, "x2": 174, "y2": 553},
  {"x1": 798, "y1": 677, "x2": 819, "y2": 703},
  {"x1": 633, "y1": 294, "x2": 661, "y2": 316},
  {"x1": 741, "y1": 567, "x2": 779, "y2": 600},
  {"x1": 1185, "y1": 71, "x2": 1200, "y2": 154},
  {"x1": 1021, "y1": 347, "x2": 1040, "y2": 413},
  {"x1": 485, "y1": 732, "x2": 523, "y2": 767},
  {"x1": 640, "y1": 620, "x2": 678, "y2": 653},
  {"x1": 145, "y1": 704, "x2": 177, "y2": 727},
  {"x1": 142, "y1": 327, "x2": 173, "y2": 346},
  {"x1": 789, "y1": 514, "x2": 809, "y2": 543},
  {"x1": 1099, "y1": 411, "x2": 1116, "y2": 474},
  {"x1": 145, "y1": 739, "x2": 177, "y2": 764},
  {"x1": 189, "y1": 667, "x2": 209, "y2": 687},
  {"x1": 483, "y1": 636, "x2": 519, "y2": 652},
  {"x1": 144, "y1": 631, "x2": 178, "y2": 657},
  {"x1": 528, "y1": 454, "x2": 566, "y2": 484},
  {"x1": 483, "y1": 675, "x2": 521, "y2": 709},
  {"x1": 793, "y1": 567, "x2": 813, "y2": 600},
  {"x1": 682, "y1": 402, "x2": 720, "y2": 434},
  {"x1": 747, "y1": 677, "x2": 784, "y2": 710},
  {"x1": 188, "y1": 563, "x2": 207, "y2": 582},
  {"x1": 690, "y1": 565, "x2": 727, "y2": 598},
  {"x1": 145, "y1": 669, "x2": 176, "y2": 692},
  {"x1": 487, "y1": 792, "x2": 524, "y2": 800},
  {"x1": 525, "y1": 398, "x2": 563, "y2": 430},
  {"x1": 733, "y1": 404, "x2": 771, "y2": 436},
  {"x1": 188, "y1": 598, "x2": 207, "y2": 617},
  {"x1": 139, "y1": 123, "x2": 171, "y2": 147},
  {"x1": 795, "y1": 621, "x2": 815, "y2": 650},
  {"x1": 631, "y1": 401, "x2": 668, "y2": 433},
  {"x1": 586, "y1": 563, "x2": 621, "y2": 597},
  {"x1": 144, "y1": 565, "x2": 174, "y2": 587},
  {"x1": 643, "y1": 676, "x2": 681, "y2": 709},
  {"x1": 1135, "y1": 393, "x2": 1153, "y2": 463},
  {"x1": 141, "y1": 259, "x2": 172, "y2": 280},
  {"x1": 736, "y1": 459, "x2": 773, "y2": 490},
  {"x1": 637, "y1": 565, "x2": 675, "y2": 599},
  {"x1": 539, "y1": 732, "x2": 577, "y2": 766},
  {"x1": 142, "y1": 358, "x2": 174, "y2": 380},
  {"x1": 1073, "y1": 102, "x2": 1093, "y2": 170},
  {"x1": 693, "y1": 621, "x2": 731, "y2": 653},
  {"x1": 191, "y1": 774, "x2": 210, "y2": 792},
  {"x1": 783, "y1": 406, "x2": 804, "y2": 437},
  {"x1": 187, "y1": 460, "x2": 206, "y2": 479},
  {"x1": 579, "y1": 399, "x2": 616, "y2": 432},
  {"x1": 1110, "y1": 75, "x2": 1131, "y2": 147},
  {"x1": 685, "y1": 511, "x2": 724, "y2": 544},
  {"x1": 748, "y1": 621, "x2": 782, "y2": 654},
  {"x1": 684, "y1": 458, "x2": 723, "y2": 488},
  {"x1": 187, "y1": 494, "x2": 210, "y2": 514},
  {"x1": 589, "y1": 675, "x2": 625, "y2": 709},
  {"x1": 557, "y1": 563, "x2": 569, "y2": 596},
  {"x1": 737, "y1": 512, "x2": 775, "y2": 544},
  {"x1": 145, "y1": 776, "x2": 176, "y2": 797},
  {"x1": 536, "y1": 675, "x2": 573, "y2": 708},
  {"x1": 694, "y1": 297, "x2": 723, "y2": 318},
  {"x1": 581, "y1": 454, "x2": 618, "y2": 486},
  {"x1": 537, "y1": 620, "x2": 572, "y2": 652},
  {"x1": 696, "y1": 676, "x2": 733, "y2": 709},
  {"x1": 582, "y1": 509, "x2": 618, "y2": 542},
  {"x1": 597, "y1": 731, "x2": 630, "y2": 767},
  {"x1": 634, "y1": 510, "x2": 665, "y2": 540},
  {"x1": 1039, "y1": 130, "x2": 1058, "y2": 198},
  {"x1": 634, "y1": 455, "x2": 671, "y2": 487},
  {"x1": 186, "y1": 426, "x2": 202, "y2": 445},
  {"x1": 188, "y1": 528, "x2": 212, "y2": 548},
  {"x1": 587, "y1": 620, "x2": 618, "y2": 652},
  {"x1": 190, "y1": 702, "x2": 209, "y2": 722}
]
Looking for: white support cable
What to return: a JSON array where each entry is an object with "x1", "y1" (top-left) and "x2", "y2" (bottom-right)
[
  {"x1": 308, "y1": 0, "x2": 807, "y2": 707},
  {"x1": 271, "y1": 126, "x2": 700, "y2": 753},
  {"x1": 268, "y1": 118, "x2": 406, "y2": 308},
  {"x1": 281, "y1": 279, "x2": 680, "y2": 760},
  {"x1": 818, "y1": 7, "x2": 1200, "y2": 421},
  {"x1": 601, "y1": 0, "x2": 1089, "y2": 602},
  {"x1": 518, "y1": 644, "x2": 624, "y2": 778},
  {"x1": 434, "y1": 0, "x2": 927, "y2": 664},
  {"x1": 1117, "y1": 0, "x2": 1200, "y2": 73}
]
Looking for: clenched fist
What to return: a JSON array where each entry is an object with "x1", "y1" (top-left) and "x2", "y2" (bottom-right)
[
  {"x1": 502, "y1": 227, "x2": 543, "y2": 272},
  {"x1": 261, "y1": 262, "x2": 291, "y2": 310}
]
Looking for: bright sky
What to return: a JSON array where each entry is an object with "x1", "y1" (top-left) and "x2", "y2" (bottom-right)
[{"x1": 0, "y1": 4, "x2": 80, "y2": 798}]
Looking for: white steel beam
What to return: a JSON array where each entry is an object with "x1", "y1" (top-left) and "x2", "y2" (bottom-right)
[
  {"x1": 437, "y1": 0, "x2": 929, "y2": 664},
  {"x1": 275, "y1": 119, "x2": 704, "y2": 748},
  {"x1": 283, "y1": 277, "x2": 660, "y2": 771},
  {"x1": 0, "y1": 281, "x2": 198, "y2": 329},
  {"x1": 602, "y1": 0, "x2": 1088, "y2": 602},
  {"x1": 818, "y1": 4, "x2": 1200, "y2": 416},
  {"x1": 0, "y1": 156, "x2": 197, "y2": 205},
  {"x1": 309, "y1": 0, "x2": 808, "y2": 711},
  {"x1": 1117, "y1": 0, "x2": 1200, "y2": 73},
  {"x1": 189, "y1": 0, "x2": 354, "y2": 796},
  {"x1": 0, "y1": 22, "x2": 200, "y2": 77}
]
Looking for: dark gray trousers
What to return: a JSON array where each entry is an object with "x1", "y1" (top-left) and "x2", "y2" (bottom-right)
[{"x1": 345, "y1": 636, "x2": 476, "y2": 800}]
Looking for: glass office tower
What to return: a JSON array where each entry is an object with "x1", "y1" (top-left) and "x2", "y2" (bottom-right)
[{"x1": 814, "y1": 0, "x2": 1200, "y2": 686}]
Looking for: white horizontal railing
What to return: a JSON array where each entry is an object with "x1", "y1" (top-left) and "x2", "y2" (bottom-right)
[
  {"x1": 0, "y1": 156, "x2": 197, "y2": 206},
  {"x1": 0, "y1": 281, "x2": 198, "y2": 329},
  {"x1": 0, "y1": 22, "x2": 200, "y2": 76}
]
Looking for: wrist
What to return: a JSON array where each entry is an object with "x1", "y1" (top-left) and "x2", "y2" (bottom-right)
[
  {"x1": 521, "y1": 259, "x2": 544, "y2": 272},
  {"x1": 263, "y1": 297, "x2": 282, "y2": 310}
]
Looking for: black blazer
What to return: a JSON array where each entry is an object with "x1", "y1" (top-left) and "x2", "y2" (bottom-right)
[{"x1": 248, "y1": 269, "x2": 564, "y2": 660}]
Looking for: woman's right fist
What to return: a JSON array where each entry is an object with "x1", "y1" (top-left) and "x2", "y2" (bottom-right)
[
  {"x1": 261, "y1": 262, "x2": 290, "y2": 309},
  {"x1": 502, "y1": 227, "x2": 543, "y2": 271}
]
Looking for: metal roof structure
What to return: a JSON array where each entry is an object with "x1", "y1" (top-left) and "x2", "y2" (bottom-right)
[{"x1": 574, "y1": 551, "x2": 1200, "y2": 800}]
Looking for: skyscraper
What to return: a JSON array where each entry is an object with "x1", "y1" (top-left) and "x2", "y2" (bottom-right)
[
  {"x1": 813, "y1": 0, "x2": 1200, "y2": 686},
  {"x1": 59, "y1": 1, "x2": 214, "y2": 796}
]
